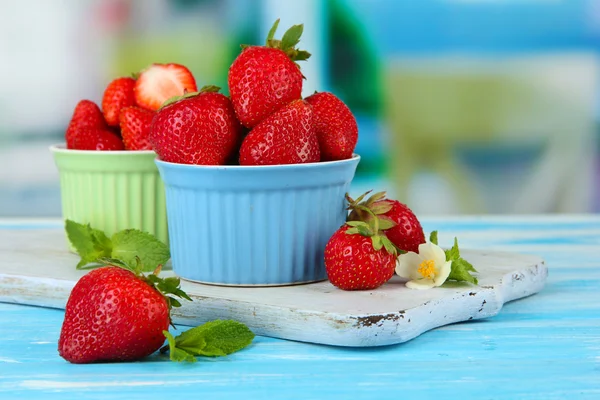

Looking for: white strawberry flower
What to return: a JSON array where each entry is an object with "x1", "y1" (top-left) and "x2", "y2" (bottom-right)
[{"x1": 395, "y1": 241, "x2": 451, "y2": 290}]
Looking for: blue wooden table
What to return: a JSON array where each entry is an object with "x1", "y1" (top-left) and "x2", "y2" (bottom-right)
[{"x1": 1, "y1": 216, "x2": 599, "y2": 399}]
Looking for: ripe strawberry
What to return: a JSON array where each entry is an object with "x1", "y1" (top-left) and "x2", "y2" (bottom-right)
[
  {"x1": 239, "y1": 99, "x2": 320, "y2": 165},
  {"x1": 324, "y1": 222, "x2": 397, "y2": 291},
  {"x1": 73, "y1": 127, "x2": 125, "y2": 151},
  {"x1": 65, "y1": 100, "x2": 108, "y2": 149},
  {"x1": 347, "y1": 191, "x2": 425, "y2": 253},
  {"x1": 58, "y1": 265, "x2": 190, "y2": 364},
  {"x1": 305, "y1": 92, "x2": 358, "y2": 161},
  {"x1": 150, "y1": 86, "x2": 242, "y2": 165},
  {"x1": 134, "y1": 63, "x2": 197, "y2": 111},
  {"x1": 228, "y1": 19, "x2": 311, "y2": 128},
  {"x1": 119, "y1": 106, "x2": 154, "y2": 150},
  {"x1": 102, "y1": 77, "x2": 136, "y2": 126}
]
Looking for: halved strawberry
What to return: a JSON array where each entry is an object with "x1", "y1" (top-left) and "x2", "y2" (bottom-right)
[{"x1": 134, "y1": 64, "x2": 197, "y2": 111}]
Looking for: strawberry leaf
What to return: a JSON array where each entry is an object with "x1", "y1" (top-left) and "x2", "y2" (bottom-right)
[
  {"x1": 377, "y1": 216, "x2": 397, "y2": 230},
  {"x1": 429, "y1": 231, "x2": 439, "y2": 245},
  {"x1": 380, "y1": 235, "x2": 398, "y2": 256},
  {"x1": 346, "y1": 221, "x2": 369, "y2": 228},
  {"x1": 266, "y1": 19, "x2": 280, "y2": 45},
  {"x1": 345, "y1": 227, "x2": 359, "y2": 235},
  {"x1": 365, "y1": 191, "x2": 387, "y2": 206},
  {"x1": 145, "y1": 274, "x2": 192, "y2": 310},
  {"x1": 371, "y1": 235, "x2": 383, "y2": 251},
  {"x1": 370, "y1": 201, "x2": 393, "y2": 215},
  {"x1": 281, "y1": 24, "x2": 304, "y2": 51},
  {"x1": 294, "y1": 50, "x2": 311, "y2": 61}
]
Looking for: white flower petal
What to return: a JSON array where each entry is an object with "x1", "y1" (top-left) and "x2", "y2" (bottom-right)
[
  {"x1": 430, "y1": 243, "x2": 448, "y2": 264},
  {"x1": 433, "y1": 260, "x2": 452, "y2": 286},
  {"x1": 406, "y1": 279, "x2": 436, "y2": 290},
  {"x1": 418, "y1": 242, "x2": 446, "y2": 264},
  {"x1": 395, "y1": 252, "x2": 423, "y2": 280}
]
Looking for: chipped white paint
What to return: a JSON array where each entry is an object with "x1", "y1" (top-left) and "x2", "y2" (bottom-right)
[{"x1": 0, "y1": 228, "x2": 547, "y2": 347}]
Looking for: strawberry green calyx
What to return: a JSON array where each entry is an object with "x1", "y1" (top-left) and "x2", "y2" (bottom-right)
[
  {"x1": 346, "y1": 191, "x2": 396, "y2": 231},
  {"x1": 199, "y1": 85, "x2": 221, "y2": 93},
  {"x1": 145, "y1": 271, "x2": 192, "y2": 311},
  {"x1": 160, "y1": 85, "x2": 221, "y2": 109},
  {"x1": 344, "y1": 220, "x2": 397, "y2": 257},
  {"x1": 97, "y1": 256, "x2": 191, "y2": 315},
  {"x1": 263, "y1": 18, "x2": 312, "y2": 63}
]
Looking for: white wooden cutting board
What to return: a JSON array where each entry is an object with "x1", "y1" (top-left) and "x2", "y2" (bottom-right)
[{"x1": 0, "y1": 228, "x2": 547, "y2": 347}]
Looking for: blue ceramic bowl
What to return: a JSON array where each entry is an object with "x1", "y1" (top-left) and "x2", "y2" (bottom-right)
[{"x1": 155, "y1": 155, "x2": 360, "y2": 286}]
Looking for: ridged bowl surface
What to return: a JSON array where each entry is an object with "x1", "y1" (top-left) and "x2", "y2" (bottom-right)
[
  {"x1": 156, "y1": 155, "x2": 360, "y2": 286},
  {"x1": 51, "y1": 145, "x2": 168, "y2": 247}
]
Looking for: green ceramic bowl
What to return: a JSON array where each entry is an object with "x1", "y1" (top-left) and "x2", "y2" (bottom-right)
[{"x1": 51, "y1": 144, "x2": 168, "y2": 247}]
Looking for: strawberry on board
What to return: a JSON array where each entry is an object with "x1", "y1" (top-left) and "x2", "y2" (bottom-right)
[
  {"x1": 150, "y1": 86, "x2": 242, "y2": 165},
  {"x1": 65, "y1": 100, "x2": 108, "y2": 149},
  {"x1": 347, "y1": 191, "x2": 426, "y2": 253},
  {"x1": 102, "y1": 77, "x2": 136, "y2": 126},
  {"x1": 58, "y1": 265, "x2": 191, "y2": 364},
  {"x1": 134, "y1": 63, "x2": 197, "y2": 111},
  {"x1": 324, "y1": 217, "x2": 398, "y2": 291},
  {"x1": 239, "y1": 99, "x2": 320, "y2": 165},
  {"x1": 228, "y1": 19, "x2": 310, "y2": 128},
  {"x1": 305, "y1": 92, "x2": 358, "y2": 161},
  {"x1": 119, "y1": 106, "x2": 154, "y2": 150}
]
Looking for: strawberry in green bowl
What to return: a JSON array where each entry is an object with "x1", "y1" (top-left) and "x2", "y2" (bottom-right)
[{"x1": 52, "y1": 63, "x2": 198, "y2": 249}]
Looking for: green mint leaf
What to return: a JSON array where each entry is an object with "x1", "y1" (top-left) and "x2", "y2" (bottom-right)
[
  {"x1": 281, "y1": 24, "x2": 304, "y2": 50},
  {"x1": 429, "y1": 231, "x2": 438, "y2": 245},
  {"x1": 96, "y1": 257, "x2": 134, "y2": 272},
  {"x1": 65, "y1": 220, "x2": 112, "y2": 269},
  {"x1": 168, "y1": 320, "x2": 254, "y2": 358},
  {"x1": 445, "y1": 237, "x2": 460, "y2": 261},
  {"x1": 111, "y1": 229, "x2": 170, "y2": 272},
  {"x1": 461, "y1": 257, "x2": 477, "y2": 273},
  {"x1": 447, "y1": 259, "x2": 478, "y2": 285},
  {"x1": 163, "y1": 331, "x2": 197, "y2": 362}
]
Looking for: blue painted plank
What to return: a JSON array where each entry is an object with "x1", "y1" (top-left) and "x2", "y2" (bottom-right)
[{"x1": 1, "y1": 217, "x2": 599, "y2": 399}]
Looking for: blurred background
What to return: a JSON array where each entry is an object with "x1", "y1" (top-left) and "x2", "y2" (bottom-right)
[{"x1": 1, "y1": 0, "x2": 599, "y2": 217}]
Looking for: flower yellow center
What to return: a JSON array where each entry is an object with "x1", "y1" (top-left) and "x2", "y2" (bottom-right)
[{"x1": 418, "y1": 259, "x2": 436, "y2": 280}]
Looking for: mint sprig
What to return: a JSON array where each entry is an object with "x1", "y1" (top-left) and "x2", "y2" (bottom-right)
[
  {"x1": 161, "y1": 320, "x2": 255, "y2": 362},
  {"x1": 430, "y1": 231, "x2": 478, "y2": 285},
  {"x1": 65, "y1": 220, "x2": 170, "y2": 272}
]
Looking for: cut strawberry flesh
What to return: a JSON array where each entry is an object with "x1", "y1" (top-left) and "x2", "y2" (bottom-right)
[{"x1": 134, "y1": 64, "x2": 197, "y2": 111}]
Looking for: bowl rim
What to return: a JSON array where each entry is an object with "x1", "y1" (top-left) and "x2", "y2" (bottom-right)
[
  {"x1": 49, "y1": 143, "x2": 156, "y2": 155},
  {"x1": 155, "y1": 153, "x2": 361, "y2": 170}
]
